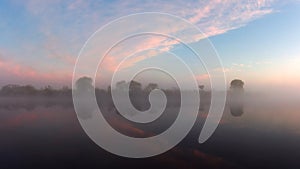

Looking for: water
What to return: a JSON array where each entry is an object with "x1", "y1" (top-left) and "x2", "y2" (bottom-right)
[{"x1": 1, "y1": 94, "x2": 300, "y2": 169}]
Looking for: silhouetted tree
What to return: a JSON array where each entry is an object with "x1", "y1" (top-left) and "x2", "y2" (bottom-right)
[
  {"x1": 60, "y1": 86, "x2": 71, "y2": 97},
  {"x1": 74, "y1": 76, "x2": 95, "y2": 119},
  {"x1": 42, "y1": 85, "x2": 56, "y2": 96},
  {"x1": 0, "y1": 84, "x2": 37, "y2": 96},
  {"x1": 199, "y1": 85, "x2": 204, "y2": 90},
  {"x1": 75, "y1": 76, "x2": 93, "y2": 94},
  {"x1": 128, "y1": 80, "x2": 144, "y2": 110},
  {"x1": 199, "y1": 85, "x2": 205, "y2": 110},
  {"x1": 230, "y1": 79, "x2": 244, "y2": 90},
  {"x1": 144, "y1": 83, "x2": 158, "y2": 92},
  {"x1": 129, "y1": 80, "x2": 142, "y2": 92},
  {"x1": 22, "y1": 85, "x2": 37, "y2": 95},
  {"x1": 229, "y1": 79, "x2": 244, "y2": 117},
  {"x1": 115, "y1": 80, "x2": 127, "y2": 91},
  {"x1": 0, "y1": 84, "x2": 20, "y2": 96}
]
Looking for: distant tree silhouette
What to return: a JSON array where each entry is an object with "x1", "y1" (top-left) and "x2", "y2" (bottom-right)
[
  {"x1": 115, "y1": 80, "x2": 127, "y2": 91},
  {"x1": 0, "y1": 77, "x2": 214, "y2": 117},
  {"x1": 107, "y1": 85, "x2": 111, "y2": 93},
  {"x1": 199, "y1": 85, "x2": 204, "y2": 90},
  {"x1": 229, "y1": 79, "x2": 244, "y2": 117},
  {"x1": 42, "y1": 85, "x2": 55, "y2": 96},
  {"x1": 129, "y1": 81, "x2": 143, "y2": 110},
  {"x1": 75, "y1": 76, "x2": 93, "y2": 94},
  {"x1": 0, "y1": 84, "x2": 38, "y2": 96},
  {"x1": 74, "y1": 76, "x2": 95, "y2": 119},
  {"x1": 0, "y1": 84, "x2": 20, "y2": 96},
  {"x1": 230, "y1": 79, "x2": 244, "y2": 90},
  {"x1": 199, "y1": 85, "x2": 205, "y2": 110},
  {"x1": 129, "y1": 80, "x2": 142, "y2": 92},
  {"x1": 23, "y1": 85, "x2": 37, "y2": 95},
  {"x1": 143, "y1": 83, "x2": 159, "y2": 110},
  {"x1": 60, "y1": 86, "x2": 72, "y2": 97},
  {"x1": 144, "y1": 83, "x2": 158, "y2": 92}
]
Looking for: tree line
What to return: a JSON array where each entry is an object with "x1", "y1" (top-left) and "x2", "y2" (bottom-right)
[
  {"x1": 0, "y1": 84, "x2": 72, "y2": 97},
  {"x1": 1, "y1": 76, "x2": 235, "y2": 97}
]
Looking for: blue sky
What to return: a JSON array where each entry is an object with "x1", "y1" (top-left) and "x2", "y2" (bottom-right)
[
  {"x1": 210, "y1": 2, "x2": 300, "y2": 90},
  {"x1": 0, "y1": 0, "x2": 299, "y2": 91}
]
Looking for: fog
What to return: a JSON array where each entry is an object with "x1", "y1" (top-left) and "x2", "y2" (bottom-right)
[{"x1": 1, "y1": 80, "x2": 300, "y2": 168}]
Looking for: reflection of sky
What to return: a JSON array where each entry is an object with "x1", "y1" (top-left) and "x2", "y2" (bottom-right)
[{"x1": 1, "y1": 96, "x2": 300, "y2": 168}]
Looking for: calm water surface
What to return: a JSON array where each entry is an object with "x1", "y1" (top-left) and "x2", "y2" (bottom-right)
[{"x1": 1, "y1": 95, "x2": 300, "y2": 169}]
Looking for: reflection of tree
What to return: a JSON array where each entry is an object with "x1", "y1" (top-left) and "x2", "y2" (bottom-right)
[{"x1": 229, "y1": 79, "x2": 244, "y2": 117}]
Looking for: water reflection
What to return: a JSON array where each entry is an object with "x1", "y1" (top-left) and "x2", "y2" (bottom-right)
[{"x1": 1, "y1": 93, "x2": 300, "y2": 169}]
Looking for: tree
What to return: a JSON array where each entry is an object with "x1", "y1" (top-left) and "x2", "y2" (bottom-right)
[
  {"x1": 144, "y1": 83, "x2": 158, "y2": 92},
  {"x1": 229, "y1": 79, "x2": 244, "y2": 117},
  {"x1": 128, "y1": 80, "x2": 143, "y2": 110},
  {"x1": 74, "y1": 77, "x2": 94, "y2": 119},
  {"x1": 115, "y1": 80, "x2": 127, "y2": 91},
  {"x1": 0, "y1": 84, "x2": 20, "y2": 96},
  {"x1": 22, "y1": 85, "x2": 37, "y2": 95},
  {"x1": 199, "y1": 85, "x2": 204, "y2": 90},
  {"x1": 61, "y1": 86, "x2": 71, "y2": 96},
  {"x1": 42, "y1": 85, "x2": 55, "y2": 96},
  {"x1": 0, "y1": 84, "x2": 37, "y2": 96},
  {"x1": 75, "y1": 76, "x2": 93, "y2": 93},
  {"x1": 129, "y1": 80, "x2": 142, "y2": 92},
  {"x1": 199, "y1": 85, "x2": 205, "y2": 110},
  {"x1": 230, "y1": 79, "x2": 244, "y2": 90}
]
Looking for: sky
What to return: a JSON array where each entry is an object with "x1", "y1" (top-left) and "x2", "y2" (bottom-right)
[{"x1": 0, "y1": 0, "x2": 299, "y2": 91}]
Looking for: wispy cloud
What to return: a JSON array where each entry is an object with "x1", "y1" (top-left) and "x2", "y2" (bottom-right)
[
  {"x1": 2, "y1": 0, "x2": 276, "y2": 86},
  {"x1": 0, "y1": 52, "x2": 72, "y2": 87}
]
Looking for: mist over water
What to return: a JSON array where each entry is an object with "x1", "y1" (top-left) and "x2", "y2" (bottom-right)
[
  {"x1": 0, "y1": 0, "x2": 299, "y2": 168},
  {"x1": 1, "y1": 89, "x2": 300, "y2": 169}
]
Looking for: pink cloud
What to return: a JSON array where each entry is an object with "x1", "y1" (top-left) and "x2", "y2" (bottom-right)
[
  {"x1": 94, "y1": 0, "x2": 275, "y2": 74},
  {"x1": 8, "y1": 0, "x2": 276, "y2": 87},
  {"x1": 95, "y1": 36, "x2": 172, "y2": 73},
  {"x1": 0, "y1": 57, "x2": 72, "y2": 86},
  {"x1": 196, "y1": 74, "x2": 209, "y2": 81},
  {"x1": 188, "y1": 1, "x2": 218, "y2": 24}
]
